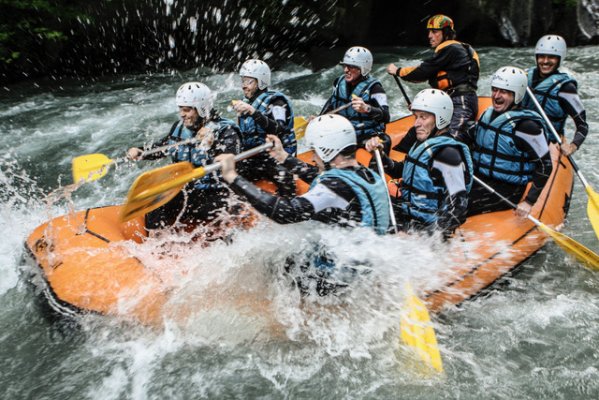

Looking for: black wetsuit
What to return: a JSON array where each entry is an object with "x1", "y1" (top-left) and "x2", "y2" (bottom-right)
[
  {"x1": 139, "y1": 116, "x2": 241, "y2": 229},
  {"x1": 230, "y1": 157, "x2": 380, "y2": 227},
  {"x1": 399, "y1": 40, "x2": 480, "y2": 136},
  {"x1": 237, "y1": 89, "x2": 296, "y2": 197}
]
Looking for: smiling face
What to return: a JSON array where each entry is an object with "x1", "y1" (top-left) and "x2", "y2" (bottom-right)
[
  {"x1": 428, "y1": 29, "x2": 444, "y2": 48},
  {"x1": 241, "y1": 76, "x2": 258, "y2": 99},
  {"x1": 536, "y1": 54, "x2": 560, "y2": 77},
  {"x1": 413, "y1": 110, "x2": 437, "y2": 141},
  {"x1": 178, "y1": 106, "x2": 200, "y2": 128},
  {"x1": 491, "y1": 87, "x2": 515, "y2": 113},
  {"x1": 342, "y1": 64, "x2": 362, "y2": 84}
]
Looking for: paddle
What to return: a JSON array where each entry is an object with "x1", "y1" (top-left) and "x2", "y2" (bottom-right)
[
  {"x1": 294, "y1": 101, "x2": 355, "y2": 141},
  {"x1": 525, "y1": 86, "x2": 599, "y2": 240},
  {"x1": 473, "y1": 175, "x2": 599, "y2": 270},
  {"x1": 72, "y1": 138, "x2": 200, "y2": 183},
  {"x1": 293, "y1": 116, "x2": 309, "y2": 140},
  {"x1": 393, "y1": 75, "x2": 412, "y2": 107},
  {"x1": 119, "y1": 142, "x2": 274, "y2": 222},
  {"x1": 400, "y1": 283, "x2": 444, "y2": 373}
]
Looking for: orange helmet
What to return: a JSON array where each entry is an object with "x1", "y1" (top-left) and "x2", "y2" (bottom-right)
[{"x1": 426, "y1": 14, "x2": 454, "y2": 31}]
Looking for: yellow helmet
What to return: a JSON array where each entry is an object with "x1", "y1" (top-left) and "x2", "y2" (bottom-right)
[{"x1": 426, "y1": 14, "x2": 454, "y2": 31}]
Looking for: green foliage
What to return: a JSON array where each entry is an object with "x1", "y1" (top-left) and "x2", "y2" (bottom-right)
[
  {"x1": 0, "y1": 0, "x2": 87, "y2": 67},
  {"x1": 33, "y1": 27, "x2": 66, "y2": 40},
  {"x1": 552, "y1": 0, "x2": 577, "y2": 8}
]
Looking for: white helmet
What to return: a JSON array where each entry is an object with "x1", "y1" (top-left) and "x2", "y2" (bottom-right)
[
  {"x1": 411, "y1": 89, "x2": 454, "y2": 130},
  {"x1": 491, "y1": 66, "x2": 528, "y2": 105},
  {"x1": 239, "y1": 59, "x2": 271, "y2": 90},
  {"x1": 535, "y1": 35, "x2": 567, "y2": 61},
  {"x1": 305, "y1": 115, "x2": 357, "y2": 163},
  {"x1": 340, "y1": 46, "x2": 373, "y2": 76},
  {"x1": 176, "y1": 82, "x2": 214, "y2": 118}
]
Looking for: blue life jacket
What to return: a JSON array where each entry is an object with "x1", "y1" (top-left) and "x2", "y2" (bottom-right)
[
  {"x1": 329, "y1": 75, "x2": 385, "y2": 143},
  {"x1": 472, "y1": 107, "x2": 547, "y2": 186},
  {"x1": 238, "y1": 90, "x2": 296, "y2": 155},
  {"x1": 523, "y1": 67, "x2": 576, "y2": 136},
  {"x1": 310, "y1": 168, "x2": 390, "y2": 235},
  {"x1": 167, "y1": 117, "x2": 239, "y2": 190},
  {"x1": 400, "y1": 135, "x2": 473, "y2": 225}
]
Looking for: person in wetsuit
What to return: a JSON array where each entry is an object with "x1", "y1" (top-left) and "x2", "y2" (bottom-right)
[
  {"x1": 521, "y1": 35, "x2": 588, "y2": 156},
  {"x1": 365, "y1": 89, "x2": 473, "y2": 239},
  {"x1": 215, "y1": 114, "x2": 390, "y2": 295},
  {"x1": 127, "y1": 81, "x2": 241, "y2": 230},
  {"x1": 456, "y1": 67, "x2": 553, "y2": 218},
  {"x1": 232, "y1": 59, "x2": 296, "y2": 197},
  {"x1": 387, "y1": 14, "x2": 480, "y2": 136},
  {"x1": 320, "y1": 46, "x2": 390, "y2": 147}
]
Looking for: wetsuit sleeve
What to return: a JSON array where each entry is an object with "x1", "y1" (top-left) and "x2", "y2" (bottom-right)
[
  {"x1": 228, "y1": 174, "x2": 356, "y2": 225},
  {"x1": 399, "y1": 47, "x2": 452, "y2": 83},
  {"x1": 513, "y1": 119, "x2": 553, "y2": 205},
  {"x1": 229, "y1": 175, "x2": 316, "y2": 223},
  {"x1": 393, "y1": 126, "x2": 418, "y2": 153},
  {"x1": 558, "y1": 82, "x2": 588, "y2": 148},
  {"x1": 282, "y1": 155, "x2": 320, "y2": 183},
  {"x1": 139, "y1": 122, "x2": 179, "y2": 160},
  {"x1": 252, "y1": 97, "x2": 290, "y2": 138},
  {"x1": 431, "y1": 147, "x2": 469, "y2": 236},
  {"x1": 367, "y1": 83, "x2": 391, "y2": 123}
]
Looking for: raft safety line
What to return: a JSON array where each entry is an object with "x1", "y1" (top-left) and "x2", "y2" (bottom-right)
[{"x1": 80, "y1": 208, "x2": 111, "y2": 243}]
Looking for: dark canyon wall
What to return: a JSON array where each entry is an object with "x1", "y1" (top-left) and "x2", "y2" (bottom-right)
[{"x1": 1, "y1": 0, "x2": 597, "y2": 84}]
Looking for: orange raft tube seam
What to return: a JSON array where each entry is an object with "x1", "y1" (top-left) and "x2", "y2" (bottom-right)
[{"x1": 24, "y1": 97, "x2": 575, "y2": 322}]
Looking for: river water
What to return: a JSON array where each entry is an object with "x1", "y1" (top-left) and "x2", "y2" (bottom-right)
[{"x1": 1, "y1": 46, "x2": 599, "y2": 399}]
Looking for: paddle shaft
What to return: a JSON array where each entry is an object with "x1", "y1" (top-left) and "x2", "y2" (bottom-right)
[
  {"x1": 393, "y1": 75, "x2": 412, "y2": 106},
  {"x1": 327, "y1": 101, "x2": 353, "y2": 115},
  {"x1": 374, "y1": 149, "x2": 398, "y2": 233},
  {"x1": 525, "y1": 86, "x2": 591, "y2": 188},
  {"x1": 134, "y1": 142, "x2": 274, "y2": 201},
  {"x1": 102, "y1": 138, "x2": 204, "y2": 170},
  {"x1": 472, "y1": 175, "x2": 547, "y2": 226},
  {"x1": 294, "y1": 102, "x2": 354, "y2": 134},
  {"x1": 140, "y1": 138, "x2": 201, "y2": 158}
]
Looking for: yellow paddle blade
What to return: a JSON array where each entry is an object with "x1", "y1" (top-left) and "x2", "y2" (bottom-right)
[
  {"x1": 536, "y1": 221, "x2": 599, "y2": 271},
  {"x1": 400, "y1": 283, "x2": 443, "y2": 373},
  {"x1": 586, "y1": 186, "x2": 599, "y2": 241},
  {"x1": 72, "y1": 153, "x2": 113, "y2": 183},
  {"x1": 119, "y1": 162, "x2": 195, "y2": 222},
  {"x1": 294, "y1": 116, "x2": 308, "y2": 140}
]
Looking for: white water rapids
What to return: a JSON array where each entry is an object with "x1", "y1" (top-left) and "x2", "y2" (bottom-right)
[{"x1": 1, "y1": 46, "x2": 599, "y2": 399}]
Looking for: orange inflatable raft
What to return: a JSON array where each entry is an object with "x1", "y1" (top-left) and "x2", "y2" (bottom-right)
[{"x1": 24, "y1": 98, "x2": 574, "y2": 322}]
